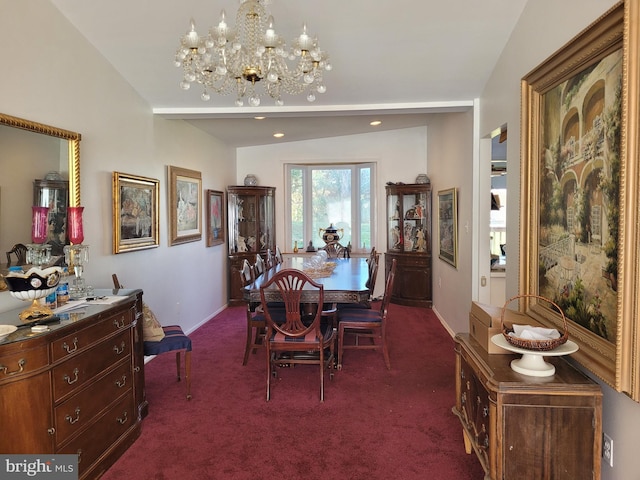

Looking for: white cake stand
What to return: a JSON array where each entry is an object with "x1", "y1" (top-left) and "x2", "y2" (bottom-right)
[{"x1": 491, "y1": 334, "x2": 579, "y2": 377}]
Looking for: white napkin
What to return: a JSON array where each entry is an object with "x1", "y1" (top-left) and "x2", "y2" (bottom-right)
[{"x1": 509, "y1": 324, "x2": 561, "y2": 340}]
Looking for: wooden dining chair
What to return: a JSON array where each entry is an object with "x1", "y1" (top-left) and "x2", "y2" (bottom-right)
[
  {"x1": 337, "y1": 258, "x2": 396, "y2": 370},
  {"x1": 240, "y1": 259, "x2": 266, "y2": 365},
  {"x1": 112, "y1": 274, "x2": 193, "y2": 399},
  {"x1": 274, "y1": 245, "x2": 283, "y2": 264},
  {"x1": 260, "y1": 269, "x2": 336, "y2": 402},
  {"x1": 254, "y1": 253, "x2": 266, "y2": 278},
  {"x1": 265, "y1": 248, "x2": 275, "y2": 269}
]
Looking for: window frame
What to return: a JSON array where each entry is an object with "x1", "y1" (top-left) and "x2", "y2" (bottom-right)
[{"x1": 284, "y1": 162, "x2": 376, "y2": 254}]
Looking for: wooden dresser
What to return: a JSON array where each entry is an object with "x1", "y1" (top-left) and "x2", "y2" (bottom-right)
[
  {"x1": 453, "y1": 333, "x2": 602, "y2": 480},
  {"x1": 0, "y1": 289, "x2": 146, "y2": 479}
]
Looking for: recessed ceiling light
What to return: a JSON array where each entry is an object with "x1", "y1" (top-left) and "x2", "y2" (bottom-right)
[
  {"x1": 273, "y1": 132, "x2": 285, "y2": 138},
  {"x1": 254, "y1": 116, "x2": 266, "y2": 120},
  {"x1": 370, "y1": 120, "x2": 382, "y2": 126}
]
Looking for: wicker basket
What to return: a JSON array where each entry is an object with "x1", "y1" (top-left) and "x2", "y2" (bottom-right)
[{"x1": 501, "y1": 294, "x2": 569, "y2": 351}]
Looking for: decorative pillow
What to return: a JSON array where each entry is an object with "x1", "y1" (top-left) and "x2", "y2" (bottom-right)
[{"x1": 142, "y1": 302, "x2": 165, "y2": 342}]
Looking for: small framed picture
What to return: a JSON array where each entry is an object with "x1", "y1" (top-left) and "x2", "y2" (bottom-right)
[
  {"x1": 168, "y1": 166, "x2": 202, "y2": 245},
  {"x1": 112, "y1": 172, "x2": 160, "y2": 254},
  {"x1": 206, "y1": 189, "x2": 224, "y2": 247},
  {"x1": 437, "y1": 188, "x2": 458, "y2": 268}
]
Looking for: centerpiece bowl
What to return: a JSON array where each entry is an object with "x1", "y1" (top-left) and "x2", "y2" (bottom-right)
[{"x1": 3, "y1": 266, "x2": 62, "y2": 322}]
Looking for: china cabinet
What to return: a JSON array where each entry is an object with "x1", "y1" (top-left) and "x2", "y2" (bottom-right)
[
  {"x1": 453, "y1": 333, "x2": 602, "y2": 480},
  {"x1": 0, "y1": 288, "x2": 146, "y2": 480},
  {"x1": 385, "y1": 183, "x2": 432, "y2": 307},
  {"x1": 227, "y1": 186, "x2": 276, "y2": 305}
]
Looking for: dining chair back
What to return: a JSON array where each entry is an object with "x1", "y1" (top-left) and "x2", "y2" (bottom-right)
[
  {"x1": 265, "y1": 248, "x2": 275, "y2": 269},
  {"x1": 337, "y1": 258, "x2": 396, "y2": 370},
  {"x1": 274, "y1": 245, "x2": 283, "y2": 264},
  {"x1": 254, "y1": 254, "x2": 266, "y2": 277},
  {"x1": 112, "y1": 274, "x2": 192, "y2": 399},
  {"x1": 240, "y1": 259, "x2": 266, "y2": 365},
  {"x1": 260, "y1": 269, "x2": 336, "y2": 401}
]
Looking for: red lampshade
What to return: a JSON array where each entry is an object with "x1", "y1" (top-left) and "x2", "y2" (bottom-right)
[{"x1": 67, "y1": 206, "x2": 85, "y2": 244}]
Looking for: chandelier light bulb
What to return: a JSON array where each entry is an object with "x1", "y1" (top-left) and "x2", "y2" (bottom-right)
[
  {"x1": 201, "y1": 90, "x2": 211, "y2": 101},
  {"x1": 249, "y1": 95, "x2": 261, "y2": 107},
  {"x1": 317, "y1": 84, "x2": 326, "y2": 93},
  {"x1": 267, "y1": 71, "x2": 278, "y2": 83},
  {"x1": 306, "y1": 93, "x2": 316, "y2": 102}
]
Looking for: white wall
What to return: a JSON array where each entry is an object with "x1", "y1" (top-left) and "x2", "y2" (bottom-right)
[
  {"x1": 479, "y1": 1, "x2": 640, "y2": 478},
  {"x1": 0, "y1": 0, "x2": 235, "y2": 333}
]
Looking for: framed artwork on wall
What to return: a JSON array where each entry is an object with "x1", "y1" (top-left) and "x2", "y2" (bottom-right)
[
  {"x1": 437, "y1": 188, "x2": 458, "y2": 268},
  {"x1": 112, "y1": 172, "x2": 160, "y2": 254},
  {"x1": 168, "y1": 165, "x2": 202, "y2": 246},
  {"x1": 520, "y1": 2, "x2": 640, "y2": 399},
  {"x1": 206, "y1": 189, "x2": 224, "y2": 247}
]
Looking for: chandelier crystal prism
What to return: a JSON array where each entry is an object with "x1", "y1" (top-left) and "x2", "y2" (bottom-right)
[{"x1": 174, "y1": 0, "x2": 332, "y2": 107}]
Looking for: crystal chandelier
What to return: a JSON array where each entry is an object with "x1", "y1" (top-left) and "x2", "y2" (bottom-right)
[{"x1": 175, "y1": 0, "x2": 332, "y2": 107}]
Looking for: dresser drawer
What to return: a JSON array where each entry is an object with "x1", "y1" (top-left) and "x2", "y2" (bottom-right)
[
  {"x1": 57, "y1": 393, "x2": 136, "y2": 478},
  {"x1": 0, "y1": 343, "x2": 49, "y2": 383},
  {"x1": 53, "y1": 330, "x2": 131, "y2": 402},
  {"x1": 51, "y1": 310, "x2": 131, "y2": 362},
  {"x1": 54, "y1": 360, "x2": 132, "y2": 445}
]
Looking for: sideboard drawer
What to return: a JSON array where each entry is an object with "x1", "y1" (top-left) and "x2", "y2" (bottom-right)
[
  {"x1": 54, "y1": 360, "x2": 132, "y2": 445},
  {"x1": 52, "y1": 330, "x2": 131, "y2": 402},
  {"x1": 0, "y1": 343, "x2": 49, "y2": 383},
  {"x1": 58, "y1": 393, "x2": 136, "y2": 478},
  {"x1": 51, "y1": 310, "x2": 131, "y2": 362}
]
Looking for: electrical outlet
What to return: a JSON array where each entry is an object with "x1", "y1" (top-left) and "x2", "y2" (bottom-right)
[{"x1": 603, "y1": 433, "x2": 613, "y2": 467}]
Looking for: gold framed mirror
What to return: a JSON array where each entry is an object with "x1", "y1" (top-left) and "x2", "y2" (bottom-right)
[{"x1": 0, "y1": 113, "x2": 81, "y2": 287}]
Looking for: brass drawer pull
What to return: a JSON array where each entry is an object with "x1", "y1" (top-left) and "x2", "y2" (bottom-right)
[
  {"x1": 116, "y1": 411, "x2": 128, "y2": 425},
  {"x1": 1, "y1": 358, "x2": 26, "y2": 376},
  {"x1": 113, "y1": 342, "x2": 126, "y2": 355},
  {"x1": 66, "y1": 407, "x2": 81, "y2": 424},
  {"x1": 113, "y1": 316, "x2": 125, "y2": 329},
  {"x1": 63, "y1": 337, "x2": 79, "y2": 354},
  {"x1": 115, "y1": 375, "x2": 127, "y2": 388},
  {"x1": 64, "y1": 368, "x2": 80, "y2": 385}
]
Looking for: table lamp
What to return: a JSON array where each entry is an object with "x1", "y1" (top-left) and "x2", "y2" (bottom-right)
[
  {"x1": 26, "y1": 206, "x2": 52, "y2": 267},
  {"x1": 63, "y1": 206, "x2": 90, "y2": 298}
]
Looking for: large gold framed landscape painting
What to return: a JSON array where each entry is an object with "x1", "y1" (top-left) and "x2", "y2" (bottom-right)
[{"x1": 520, "y1": 1, "x2": 640, "y2": 399}]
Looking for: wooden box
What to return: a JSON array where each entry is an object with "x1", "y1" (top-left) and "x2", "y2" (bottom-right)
[{"x1": 469, "y1": 301, "x2": 540, "y2": 354}]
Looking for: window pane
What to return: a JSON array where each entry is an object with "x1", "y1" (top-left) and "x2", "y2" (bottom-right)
[
  {"x1": 312, "y1": 168, "x2": 352, "y2": 246},
  {"x1": 360, "y1": 167, "x2": 371, "y2": 250},
  {"x1": 290, "y1": 168, "x2": 304, "y2": 249}
]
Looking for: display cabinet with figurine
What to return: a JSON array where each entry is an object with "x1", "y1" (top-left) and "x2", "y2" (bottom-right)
[
  {"x1": 227, "y1": 186, "x2": 275, "y2": 305},
  {"x1": 385, "y1": 183, "x2": 432, "y2": 307}
]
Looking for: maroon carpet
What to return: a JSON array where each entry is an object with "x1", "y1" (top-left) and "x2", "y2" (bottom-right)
[{"x1": 102, "y1": 303, "x2": 485, "y2": 479}]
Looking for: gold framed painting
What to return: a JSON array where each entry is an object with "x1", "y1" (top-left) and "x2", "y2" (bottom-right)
[
  {"x1": 205, "y1": 189, "x2": 224, "y2": 247},
  {"x1": 520, "y1": 1, "x2": 640, "y2": 399},
  {"x1": 168, "y1": 166, "x2": 202, "y2": 246},
  {"x1": 437, "y1": 188, "x2": 458, "y2": 268},
  {"x1": 112, "y1": 172, "x2": 160, "y2": 254}
]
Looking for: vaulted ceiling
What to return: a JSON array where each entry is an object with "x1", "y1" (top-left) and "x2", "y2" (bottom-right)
[{"x1": 51, "y1": 0, "x2": 527, "y2": 146}]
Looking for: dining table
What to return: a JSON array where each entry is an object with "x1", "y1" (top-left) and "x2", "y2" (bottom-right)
[{"x1": 242, "y1": 256, "x2": 370, "y2": 304}]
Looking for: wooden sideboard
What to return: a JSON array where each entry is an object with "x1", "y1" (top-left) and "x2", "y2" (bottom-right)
[
  {"x1": 0, "y1": 288, "x2": 146, "y2": 479},
  {"x1": 453, "y1": 333, "x2": 602, "y2": 480}
]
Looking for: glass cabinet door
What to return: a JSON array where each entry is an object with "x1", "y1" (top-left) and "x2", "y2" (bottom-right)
[{"x1": 387, "y1": 186, "x2": 431, "y2": 254}]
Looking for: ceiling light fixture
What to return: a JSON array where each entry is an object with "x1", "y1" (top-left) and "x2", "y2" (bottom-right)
[
  {"x1": 370, "y1": 120, "x2": 382, "y2": 126},
  {"x1": 175, "y1": 0, "x2": 332, "y2": 107},
  {"x1": 273, "y1": 132, "x2": 285, "y2": 138}
]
